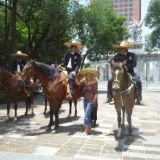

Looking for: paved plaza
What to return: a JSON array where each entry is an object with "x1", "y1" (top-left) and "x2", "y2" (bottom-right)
[{"x1": 0, "y1": 90, "x2": 160, "y2": 160}]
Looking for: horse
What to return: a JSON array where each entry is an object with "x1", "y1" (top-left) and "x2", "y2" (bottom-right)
[
  {"x1": 0, "y1": 67, "x2": 35, "y2": 121},
  {"x1": 21, "y1": 61, "x2": 84, "y2": 131},
  {"x1": 111, "y1": 61, "x2": 135, "y2": 138},
  {"x1": 44, "y1": 95, "x2": 78, "y2": 117}
]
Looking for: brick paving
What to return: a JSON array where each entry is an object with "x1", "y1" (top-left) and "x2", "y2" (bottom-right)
[{"x1": 0, "y1": 91, "x2": 160, "y2": 160}]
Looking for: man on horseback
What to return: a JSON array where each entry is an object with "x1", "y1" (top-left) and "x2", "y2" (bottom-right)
[
  {"x1": 62, "y1": 39, "x2": 83, "y2": 99},
  {"x1": 12, "y1": 51, "x2": 28, "y2": 73},
  {"x1": 105, "y1": 41, "x2": 143, "y2": 105}
]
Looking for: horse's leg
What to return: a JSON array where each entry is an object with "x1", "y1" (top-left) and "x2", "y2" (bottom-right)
[
  {"x1": 7, "y1": 101, "x2": 10, "y2": 119},
  {"x1": 54, "y1": 108, "x2": 59, "y2": 130},
  {"x1": 46, "y1": 107, "x2": 54, "y2": 132},
  {"x1": 92, "y1": 106, "x2": 97, "y2": 126},
  {"x1": 25, "y1": 98, "x2": 29, "y2": 116},
  {"x1": 14, "y1": 102, "x2": 18, "y2": 122},
  {"x1": 68, "y1": 100, "x2": 72, "y2": 117},
  {"x1": 74, "y1": 100, "x2": 77, "y2": 117},
  {"x1": 116, "y1": 109, "x2": 122, "y2": 138},
  {"x1": 44, "y1": 96, "x2": 47, "y2": 115},
  {"x1": 30, "y1": 96, "x2": 35, "y2": 116},
  {"x1": 127, "y1": 110, "x2": 132, "y2": 136},
  {"x1": 122, "y1": 106, "x2": 125, "y2": 127}
]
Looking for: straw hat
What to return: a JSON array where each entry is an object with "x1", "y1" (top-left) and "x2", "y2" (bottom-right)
[
  {"x1": 79, "y1": 68, "x2": 100, "y2": 78},
  {"x1": 113, "y1": 41, "x2": 133, "y2": 49},
  {"x1": 64, "y1": 39, "x2": 83, "y2": 49},
  {"x1": 12, "y1": 50, "x2": 28, "y2": 58}
]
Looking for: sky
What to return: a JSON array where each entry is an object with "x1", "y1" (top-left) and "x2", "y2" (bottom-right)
[{"x1": 141, "y1": 0, "x2": 151, "y2": 39}]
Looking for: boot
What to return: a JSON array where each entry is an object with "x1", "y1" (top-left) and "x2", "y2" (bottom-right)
[
  {"x1": 88, "y1": 125, "x2": 92, "y2": 134},
  {"x1": 104, "y1": 97, "x2": 112, "y2": 104},
  {"x1": 85, "y1": 127, "x2": 89, "y2": 135},
  {"x1": 66, "y1": 83, "x2": 73, "y2": 100}
]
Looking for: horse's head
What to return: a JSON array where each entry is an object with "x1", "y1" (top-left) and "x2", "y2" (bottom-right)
[
  {"x1": 21, "y1": 60, "x2": 35, "y2": 78},
  {"x1": 111, "y1": 61, "x2": 127, "y2": 91}
]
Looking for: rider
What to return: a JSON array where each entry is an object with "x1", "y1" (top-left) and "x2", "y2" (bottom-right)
[
  {"x1": 105, "y1": 41, "x2": 143, "y2": 105},
  {"x1": 62, "y1": 39, "x2": 83, "y2": 99},
  {"x1": 12, "y1": 50, "x2": 28, "y2": 73}
]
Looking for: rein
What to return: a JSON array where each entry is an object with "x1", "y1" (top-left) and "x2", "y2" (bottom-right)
[{"x1": 114, "y1": 74, "x2": 135, "y2": 107}]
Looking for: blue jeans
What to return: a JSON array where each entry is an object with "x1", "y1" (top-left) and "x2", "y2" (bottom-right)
[{"x1": 83, "y1": 99, "x2": 93, "y2": 127}]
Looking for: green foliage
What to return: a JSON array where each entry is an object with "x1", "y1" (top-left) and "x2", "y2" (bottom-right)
[
  {"x1": 77, "y1": 0, "x2": 127, "y2": 61},
  {"x1": 145, "y1": 0, "x2": 160, "y2": 48},
  {"x1": 83, "y1": 62, "x2": 91, "y2": 68},
  {"x1": 0, "y1": 0, "x2": 127, "y2": 65}
]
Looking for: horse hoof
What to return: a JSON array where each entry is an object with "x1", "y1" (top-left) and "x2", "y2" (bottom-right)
[
  {"x1": 54, "y1": 125, "x2": 59, "y2": 130},
  {"x1": 74, "y1": 114, "x2": 77, "y2": 118},
  {"x1": 31, "y1": 112, "x2": 35, "y2": 116},
  {"x1": 46, "y1": 127, "x2": 52, "y2": 132},
  {"x1": 5, "y1": 115, "x2": 10, "y2": 121},
  {"x1": 68, "y1": 114, "x2": 71, "y2": 118},
  {"x1": 13, "y1": 117, "x2": 17, "y2": 122},
  {"x1": 43, "y1": 112, "x2": 46, "y2": 115},
  {"x1": 25, "y1": 112, "x2": 28, "y2": 116}
]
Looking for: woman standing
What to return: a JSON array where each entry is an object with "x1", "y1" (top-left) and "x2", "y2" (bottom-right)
[{"x1": 79, "y1": 68, "x2": 100, "y2": 135}]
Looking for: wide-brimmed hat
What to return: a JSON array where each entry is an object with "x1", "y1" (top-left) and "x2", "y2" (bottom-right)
[
  {"x1": 12, "y1": 51, "x2": 28, "y2": 58},
  {"x1": 79, "y1": 68, "x2": 100, "y2": 78},
  {"x1": 64, "y1": 39, "x2": 83, "y2": 49},
  {"x1": 113, "y1": 41, "x2": 133, "y2": 49}
]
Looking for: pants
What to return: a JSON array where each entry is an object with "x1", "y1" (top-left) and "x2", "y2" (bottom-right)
[
  {"x1": 107, "y1": 73, "x2": 142, "y2": 101},
  {"x1": 83, "y1": 99, "x2": 93, "y2": 127},
  {"x1": 68, "y1": 72, "x2": 75, "y2": 94}
]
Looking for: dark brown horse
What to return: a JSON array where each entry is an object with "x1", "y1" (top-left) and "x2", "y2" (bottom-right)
[
  {"x1": 112, "y1": 62, "x2": 135, "y2": 137},
  {"x1": 0, "y1": 67, "x2": 34, "y2": 121},
  {"x1": 21, "y1": 61, "x2": 84, "y2": 131}
]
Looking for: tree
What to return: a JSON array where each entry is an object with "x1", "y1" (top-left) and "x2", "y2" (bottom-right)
[
  {"x1": 69, "y1": 0, "x2": 127, "y2": 62},
  {"x1": 145, "y1": 0, "x2": 160, "y2": 48}
]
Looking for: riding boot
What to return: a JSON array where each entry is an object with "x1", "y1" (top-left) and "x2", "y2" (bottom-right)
[
  {"x1": 85, "y1": 127, "x2": 89, "y2": 135},
  {"x1": 88, "y1": 125, "x2": 92, "y2": 134},
  {"x1": 66, "y1": 83, "x2": 73, "y2": 100}
]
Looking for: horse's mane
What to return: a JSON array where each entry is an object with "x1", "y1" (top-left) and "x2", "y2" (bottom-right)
[
  {"x1": 1, "y1": 67, "x2": 14, "y2": 77},
  {"x1": 34, "y1": 62, "x2": 58, "y2": 79}
]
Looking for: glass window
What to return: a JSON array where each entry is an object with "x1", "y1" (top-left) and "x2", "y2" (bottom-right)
[{"x1": 124, "y1": 3, "x2": 128, "y2": 7}]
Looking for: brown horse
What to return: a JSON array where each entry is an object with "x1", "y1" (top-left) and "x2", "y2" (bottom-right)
[
  {"x1": 112, "y1": 62, "x2": 135, "y2": 137},
  {"x1": 44, "y1": 96, "x2": 78, "y2": 117},
  {"x1": 0, "y1": 67, "x2": 34, "y2": 121},
  {"x1": 21, "y1": 61, "x2": 84, "y2": 131}
]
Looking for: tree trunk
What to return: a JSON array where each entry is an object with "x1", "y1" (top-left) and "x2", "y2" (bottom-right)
[
  {"x1": 4, "y1": 0, "x2": 9, "y2": 62},
  {"x1": 10, "y1": 0, "x2": 17, "y2": 69}
]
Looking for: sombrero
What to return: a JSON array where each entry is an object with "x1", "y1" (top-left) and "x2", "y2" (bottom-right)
[
  {"x1": 12, "y1": 51, "x2": 28, "y2": 58},
  {"x1": 79, "y1": 68, "x2": 100, "y2": 78},
  {"x1": 113, "y1": 41, "x2": 133, "y2": 48},
  {"x1": 64, "y1": 39, "x2": 83, "y2": 49}
]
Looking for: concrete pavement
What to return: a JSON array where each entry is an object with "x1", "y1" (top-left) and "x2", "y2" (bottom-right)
[{"x1": 0, "y1": 91, "x2": 160, "y2": 160}]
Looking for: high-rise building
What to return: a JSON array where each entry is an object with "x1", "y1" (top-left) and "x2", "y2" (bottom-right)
[
  {"x1": 113, "y1": 0, "x2": 141, "y2": 26},
  {"x1": 90, "y1": 0, "x2": 141, "y2": 26}
]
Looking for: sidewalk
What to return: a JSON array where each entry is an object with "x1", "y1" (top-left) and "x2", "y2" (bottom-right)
[{"x1": 0, "y1": 91, "x2": 160, "y2": 160}]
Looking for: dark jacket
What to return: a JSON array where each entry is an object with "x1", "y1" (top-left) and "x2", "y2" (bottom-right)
[
  {"x1": 113, "y1": 51, "x2": 137, "y2": 74},
  {"x1": 62, "y1": 52, "x2": 81, "y2": 73},
  {"x1": 12, "y1": 60, "x2": 26, "y2": 73}
]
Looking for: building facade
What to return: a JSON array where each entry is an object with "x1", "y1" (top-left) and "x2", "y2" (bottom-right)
[
  {"x1": 91, "y1": 53, "x2": 160, "y2": 89},
  {"x1": 90, "y1": 0, "x2": 141, "y2": 26}
]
